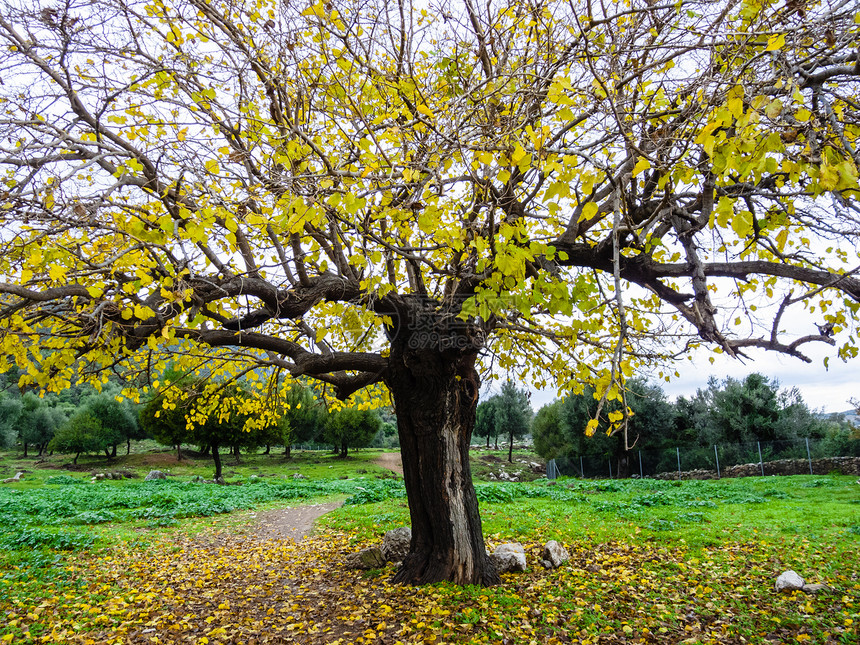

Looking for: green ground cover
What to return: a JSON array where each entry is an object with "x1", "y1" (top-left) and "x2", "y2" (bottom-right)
[{"x1": 0, "y1": 449, "x2": 857, "y2": 644}]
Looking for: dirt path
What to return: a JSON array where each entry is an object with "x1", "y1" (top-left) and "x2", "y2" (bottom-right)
[
  {"x1": 374, "y1": 451, "x2": 404, "y2": 476},
  {"x1": 249, "y1": 502, "x2": 341, "y2": 541}
]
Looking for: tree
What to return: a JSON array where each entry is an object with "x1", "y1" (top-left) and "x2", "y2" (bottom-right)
[
  {"x1": 17, "y1": 393, "x2": 68, "y2": 457},
  {"x1": 49, "y1": 410, "x2": 105, "y2": 464},
  {"x1": 534, "y1": 379, "x2": 675, "y2": 476},
  {"x1": 494, "y1": 380, "x2": 532, "y2": 462},
  {"x1": 1, "y1": 0, "x2": 859, "y2": 585},
  {"x1": 322, "y1": 407, "x2": 381, "y2": 457},
  {"x1": 532, "y1": 400, "x2": 566, "y2": 461},
  {"x1": 140, "y1": 380, "x2": 259, "y2": 475},
  {"x1": 279, "y1": 383, "x2": 329, "y2": 456},
  {"x1": 474, "y1": 398, "x2": 500, "y2": 450},
  {"x1": 84, "y1": 393, "x2": 139, "y2": 458},
  {"x1": 0, "y1": 393, "x2": 22, "y2": 449},
  {"x1": 20, "y1": 402, "x2": 67, "y2": 457},
  {"x1": 139, "y1": 390, "x2": 192, "y2": 461}
]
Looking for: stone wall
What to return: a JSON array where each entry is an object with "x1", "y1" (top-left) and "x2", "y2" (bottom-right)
[{"x1": 652, "y1": 456, "x2": 860, "y2": 480}]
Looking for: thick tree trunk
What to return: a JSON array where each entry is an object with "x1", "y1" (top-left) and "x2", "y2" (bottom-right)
[
  {"x1": 111, "y1": 444, "x2": 117, "y2": 458},
  {"x1": 264, "y1": 444, "x2": 270, "y2": 455},
  {"x1": 284, "y1": 444, "x2": 291, "y2": 458},
  {"x1": 385, "y1": 338, "x2": 499, "y2": 587},
  {"x1": 176, "y1": 444, "x2": 182, "y2": 461},
  {"x1": 341, "y1": 441, "x2": 348, "y2": 458},
  {"x1": 508, "y1": 430, "x2": 514, "y2": 463},
  {"x1": 126, "y1": 438, "x2": 131, "y2": 455},
  {"x1": 23, "y1": 442, "x2": 28, "y2": 457}
]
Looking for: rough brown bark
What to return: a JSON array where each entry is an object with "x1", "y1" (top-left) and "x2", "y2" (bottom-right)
[{"x1": 385, "y1": 336, "x2": 499, "y2": 587}]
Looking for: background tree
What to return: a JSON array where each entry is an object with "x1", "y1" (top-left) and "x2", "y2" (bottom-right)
[
  {"x1": 139, "y1": 391, "x2": 191, "y2": 461},
  {"x1": 20, "y1": 400, "x2": 67, "y2": 458},
  {"x1": 0, "y1": 392, "x2": 21, "y2": 449},
  {"x1": 279, "y1": 383, "x2": 329, "y2": 457},
  {"x1": 494, "y1": 380, "x2": 532, "y2": 463},
  {"x1": 83, "y1": 393, "x2": 139, "y2": 458},
  {"x1": 322, "y1": 407, "x2": 382, "y2": 457},
  {"x1": 49, "y1": 410, "x2": 104, "y2": 465},
  {"x1": 1, "y1": 0, "x2": 859, "y2": 585},
  {"x1": 474, "y1": 398, "x2": 500, "y2": 450},
  {"x1": 532, "y1": 400, "x2": 566, "y2": 461},
  {"x1": 534, "y1": 379, "x2": 676, "y2": 476}
]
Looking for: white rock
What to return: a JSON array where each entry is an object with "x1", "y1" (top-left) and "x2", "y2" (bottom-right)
[
  {"x1": 775, "y1": 570, "x2": 805, "y2": 592},
  {"x1": 144, "y1": 470, "x2": 167, "y2": 481},
  {"x1": 542, "y1": 540, "x2": 570, "y2": 568},
  {"x1": 491, "y1": 543, "x2": 527, "y2": 573}
]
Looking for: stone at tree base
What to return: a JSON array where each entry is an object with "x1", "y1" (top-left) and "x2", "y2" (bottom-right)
[
  {"x1": 542, "y1": 540, "x2": 570, "y2": 568},
  {"x1": 490, "y1": 543, "x2": 527, "y2": 573},
  {"x1": 382, "y1": 527, "x2": 411, "y2": 563},
  {"x1": 344, "y1": 547, "x2": 386, "y2": 570},
  {"x1": 775, "y1": 570, "x2": 805, "y2": 592},
  {"x1": 144, "y1": 470, "x2": 167, "y2": 481}
]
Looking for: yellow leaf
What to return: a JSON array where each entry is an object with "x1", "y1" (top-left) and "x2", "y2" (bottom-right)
[
  {"x1": 632, "y1": 157, "x2": 651, "y2": 177},
  {"x1": 416, "y1": 104, "x2": 434, "y2": 118},
  {"x1": 766, "y1": 33, "x2": 786, "y2": 51},
  {"x1": 48, "y1": 264, "x2": 66, "y2": 281},
  {"x1": 579, "y1": 202, "x2": 599, "y2": 222}
]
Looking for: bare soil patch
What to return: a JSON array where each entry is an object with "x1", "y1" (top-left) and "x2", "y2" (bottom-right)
[
  {"x1": 248, "y1": 502, "x2": 342, "y2": 541},
  {"x1": 374, "y1": 451, "x2": 403, "y2": 476}
]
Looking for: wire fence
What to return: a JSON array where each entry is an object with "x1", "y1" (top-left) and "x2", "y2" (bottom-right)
[{"x1": 547, "y1": 437, "x2": 860, "y2": 480}]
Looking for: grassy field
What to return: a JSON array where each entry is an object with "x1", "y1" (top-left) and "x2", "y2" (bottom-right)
[{"x1": 0, "y1": 446, "x2": 858, "y2": 644}]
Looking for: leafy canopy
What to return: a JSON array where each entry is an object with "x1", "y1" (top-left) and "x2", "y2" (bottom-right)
[{"x1": 0, "y1": 0, "x2": 858, "y2": 431}]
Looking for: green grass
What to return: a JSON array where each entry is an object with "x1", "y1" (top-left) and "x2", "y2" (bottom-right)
[
  {"x1": 1, "y1": 446, "x2": 858, "y2": 644},
  {"x1": 320, "y1": 474, "x2": 860, "y2": 550},
  {"x1": 0, "y1": 444, "x2": 394, "y2": 484}
]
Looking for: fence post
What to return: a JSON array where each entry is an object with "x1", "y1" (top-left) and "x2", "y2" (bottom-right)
[
  {"x1": 805, "y1": 437, "x2": 813, "y2": 475},
  {"x1": 757, "y1": 441, "x2": 765, "y2": 476},
  {"x1": 580, "y1": 455, "x2": 585, "y2": 479},
  {"x1": 676, "y1": 447, "x2": 681, "y2": 479},
  {"x1": 714, "y1": 445, "x2": 721, "y2": 479},
  {"x1": 638, "y1": 451, "x2": 643, "y2": 479}
]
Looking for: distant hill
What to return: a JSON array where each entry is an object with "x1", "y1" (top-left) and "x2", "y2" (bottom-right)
[{"x1": 818, "y1": 409, "x2": 859, "y2": 425}]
